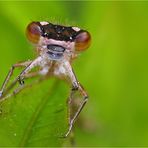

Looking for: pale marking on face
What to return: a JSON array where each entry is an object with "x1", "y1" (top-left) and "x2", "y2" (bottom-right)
[
  {"x1": 72, "y1": 27, "x2": 81, "y2": 32},
  {"x1": 39, "y1": 37, "x2": 75, "y2": 51},
  {"x1": 40, "y1": 21, "x2": 49, "y2": 25}
]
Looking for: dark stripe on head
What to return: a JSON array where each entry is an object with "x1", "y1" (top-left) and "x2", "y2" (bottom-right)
[{"x1": 38, "y1": 22, "x2": 83, "y2": 42}]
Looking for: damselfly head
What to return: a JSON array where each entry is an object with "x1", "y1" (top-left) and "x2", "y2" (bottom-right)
[{"x1": 26, "y1": 21, "x2": 91, "y2": 58}]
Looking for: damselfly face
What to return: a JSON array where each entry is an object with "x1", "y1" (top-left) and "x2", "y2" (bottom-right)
[{"x1": 26, "y1": 21, "x2": 91, "y2": 60}]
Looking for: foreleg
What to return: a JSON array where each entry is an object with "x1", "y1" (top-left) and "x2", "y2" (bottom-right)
[{"x1": 0, "y1": 60, "x2": 32, "y2": 98}]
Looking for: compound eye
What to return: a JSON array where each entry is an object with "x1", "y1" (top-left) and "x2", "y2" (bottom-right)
[
  {"x1": 75, "y1": 31, "x2": 91, "y2": 51},
  {"x1": 26, "y1": 22, "x2": 42, "y2": 44}
]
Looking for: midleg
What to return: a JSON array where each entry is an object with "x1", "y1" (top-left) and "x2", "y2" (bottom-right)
[
  {"x1": 62, "y1": 61, "x2": 88, "y2": 137},
  {"x1": 65, "y1": 82, "x2": 88, "y2": 137}
]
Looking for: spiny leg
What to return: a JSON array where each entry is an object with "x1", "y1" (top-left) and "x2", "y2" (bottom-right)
[
  {"x1": 0, "y1": 56, "x2": 45, "y2": 102},
  {"x1": 0, "y1": 71, "x2": 41, "y2": 102},
  {"x1": 61, "y1": 60, "x2": 88, "y2": 137},
  {"x1": 65, "y1": 82, "x2": 88, "y2": 137},
  {"x1": 17, "y1": 56, "x2": 43, "y2": 85},
  {"x1": 2, "y1": 70, "x2": 53, "y2": 102},
  {"x1": 0, "y1": 71, "x2": 43, "y2": 102},
  {"x1": 0, "y1": 60, "x2": 32, "y2": 98}
]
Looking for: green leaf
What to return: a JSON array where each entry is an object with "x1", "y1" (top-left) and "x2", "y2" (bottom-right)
[{"x1": 0, "y1": 78, "x2": 69, "y2": 146}]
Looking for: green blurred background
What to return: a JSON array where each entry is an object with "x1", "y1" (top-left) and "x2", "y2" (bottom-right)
[{"x1": 0, "y1": 1, "x2": 148, "y2": 146}]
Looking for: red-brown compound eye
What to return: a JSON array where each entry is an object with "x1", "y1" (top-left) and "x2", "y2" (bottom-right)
[
  {"x1": 75, "y1": 31, "x2": 91, "y2": 51},
  {"x1": 26, "y1": 22, "x2": 42, "y2": 44}
]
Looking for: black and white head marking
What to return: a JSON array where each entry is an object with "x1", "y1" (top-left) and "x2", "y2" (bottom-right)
[{"x1": 38, "y1": 21, "x2": 84, "y2": 42}]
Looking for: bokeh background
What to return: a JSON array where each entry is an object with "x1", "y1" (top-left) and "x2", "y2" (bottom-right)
[{"x1": 0, "y1": 1, "x2": 148, "y2": 146}]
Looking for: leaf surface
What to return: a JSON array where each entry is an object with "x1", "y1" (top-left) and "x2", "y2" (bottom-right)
[{"x1": 0, "y1": 78, "x2": 69, "y2": 146}]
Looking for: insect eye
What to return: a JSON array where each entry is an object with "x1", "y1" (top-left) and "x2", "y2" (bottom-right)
[
  {"x1": 75, "y1": 31, "x2": 91, "y2": 51},
  {"x1": 26, "y1": 22, "x2": 42, "y2": 44}
]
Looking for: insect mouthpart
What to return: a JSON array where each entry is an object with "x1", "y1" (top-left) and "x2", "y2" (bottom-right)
[{"x1": 47, "y1": 44, "x2": 65, "y2": 60}]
